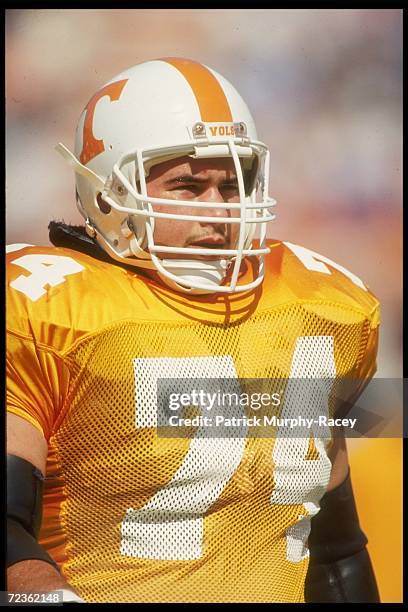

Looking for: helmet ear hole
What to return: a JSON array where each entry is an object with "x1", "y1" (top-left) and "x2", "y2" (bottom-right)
[{"x1": 96, "y1": 192, "x2": 111, "y2": 214}]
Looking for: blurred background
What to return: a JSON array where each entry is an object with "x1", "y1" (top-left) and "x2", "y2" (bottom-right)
[{"x1": 6, "y1": 9, "x2": 402, "y2": 602}]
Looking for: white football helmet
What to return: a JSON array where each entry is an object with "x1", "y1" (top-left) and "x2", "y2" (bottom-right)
[{"x1": 56, "y1": 57, "x2": 276, "y2": 294}]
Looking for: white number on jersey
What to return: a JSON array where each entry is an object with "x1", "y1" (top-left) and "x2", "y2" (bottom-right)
[
  {"x1": 121, "y1": 356, "x2": 246, "y2": 560},
  {"x1": 121, "y1": 340, "x2": 336, "y2": 563},
  {"x1": 8, "y1": 252, "x2": 84, "y2": 301},
  {"x1": 271, "y1": 336, "x2": 336, "y2": 562},
  {"x1": 284, "y1": 241, "x2": 367, "y2": 290}
]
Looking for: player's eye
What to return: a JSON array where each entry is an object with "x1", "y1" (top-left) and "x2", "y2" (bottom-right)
[
  {"x1": 171, "y1": 183, "x2": 200, "y2": 192},
  {"x1": 171, "y1": 183, "x2": 202, "y2": 196}
]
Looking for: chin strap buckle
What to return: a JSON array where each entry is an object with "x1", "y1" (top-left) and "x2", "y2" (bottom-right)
[{"x1": 85, "y1": 219, "x2": 97, "y2": 239}]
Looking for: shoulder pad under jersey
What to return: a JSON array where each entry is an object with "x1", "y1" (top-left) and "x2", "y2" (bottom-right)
[
  {"x1": 6, "y1": 243, "x2": 157, "y2": 352},
  {"x1": 261, "y1": 240, "x2": 380, "y2": 326}
]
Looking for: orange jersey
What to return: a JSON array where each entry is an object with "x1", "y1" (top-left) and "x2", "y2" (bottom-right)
[{"x1": 6, "y1": 240, "x2": 380, "y2": 603}]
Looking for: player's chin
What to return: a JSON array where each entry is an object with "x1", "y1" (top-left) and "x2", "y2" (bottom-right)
[
  {"x1": 159, "y1": 246, "x2": 231, "y2": 262},
  {"x1": 163, "y1": 254, "x2": 225, "y2": 262},
  {"x1": 193, "y1": 254, "x2": 226, "y2": 261},
  {"x1": 186, "y1": 244, "x2": 232, "y2": 261},
  {"x1": 186, "y1": 251, "x2": 231, "y2": 262}
]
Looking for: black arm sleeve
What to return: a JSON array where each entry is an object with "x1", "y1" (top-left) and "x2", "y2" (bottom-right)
[
  {"x1": 304, "y1": 470, "x2": 380, "y2": 603},
  {"x1": 7, "y1": 454, "x2": 59, "y2": 570}
]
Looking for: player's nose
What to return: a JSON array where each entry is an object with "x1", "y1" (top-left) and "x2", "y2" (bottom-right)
[
  {"x1": 198, "y1": 198, "x2": 227, "y2": 237},
  {"x1": 197, "y1": 186, "x2": 229, "y2": 220},
  {"x1": 200, "y1": 185, "x2": 225, "y2": 204}
]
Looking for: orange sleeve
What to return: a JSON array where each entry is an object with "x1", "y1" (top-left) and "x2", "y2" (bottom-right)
[{"x1": 6, "y1": 330, "x2": 70, "y2": 441}]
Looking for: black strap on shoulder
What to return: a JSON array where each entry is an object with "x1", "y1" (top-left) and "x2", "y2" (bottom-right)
[
  {"x1": 48, "y1": 221, "x2": 112, "y2": 263},
  {"x1": 48, "y1": 221, "x2": 155, "y2": 282},
  {"x1": 7, "y1": 455, "x2": 58, "y2": 570}
]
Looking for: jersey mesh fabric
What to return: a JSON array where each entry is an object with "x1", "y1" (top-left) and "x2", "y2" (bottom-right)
[{"x1": 39, "y1": 302, "x2": 372, "y2": 603}]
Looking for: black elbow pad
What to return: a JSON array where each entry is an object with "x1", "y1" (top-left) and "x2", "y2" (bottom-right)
[
  {"x1": 7, "y1": 454, "x2": 58, "y2": 570},
  {"x1": 305, "y1": 547, "x2": 380, "y2": 603},
  {"x1": 305, "y1": 470, "x2": 380, "y2": 602}
]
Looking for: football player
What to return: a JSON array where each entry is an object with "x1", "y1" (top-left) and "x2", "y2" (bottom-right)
[{"x1": 7, "y1": 58, "x2": 380, "y2": 603}]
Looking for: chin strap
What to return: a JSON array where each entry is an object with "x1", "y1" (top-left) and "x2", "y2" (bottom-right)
[{"x1": 55, "y1": 143, "x2": 105, "y2": 190}]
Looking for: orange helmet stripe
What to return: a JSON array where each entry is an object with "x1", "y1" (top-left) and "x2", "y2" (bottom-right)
[{"x1": 161, "y1": 57, "x2": 233, "y2": 122}]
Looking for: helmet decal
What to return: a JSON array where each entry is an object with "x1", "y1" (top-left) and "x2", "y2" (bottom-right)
[
  {"x1": 160, "y1": 57, "x2": 233, "y2": 122},
  {"x1": 80, "y1": 79, "x2": 128, "y2": 165}
]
